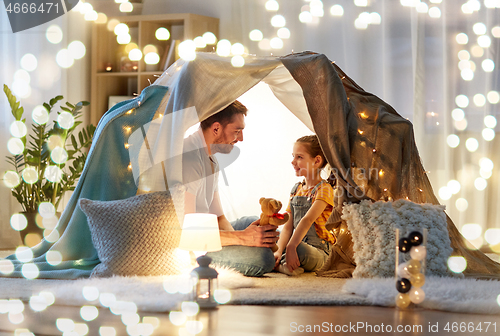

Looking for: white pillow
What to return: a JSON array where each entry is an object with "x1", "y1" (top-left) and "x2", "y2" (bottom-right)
[{"x1": 342, "y1": 199, "x2": 454, "y2": 278}]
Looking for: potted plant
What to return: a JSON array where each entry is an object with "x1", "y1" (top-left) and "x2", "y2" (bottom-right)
[{"x1": 3, "y1": 84, "x2": 96, "y2": 246}]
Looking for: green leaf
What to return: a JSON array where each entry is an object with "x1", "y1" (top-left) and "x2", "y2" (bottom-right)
[
  {"x1": 61, "y1": 107, "x2": 71, "y2": 113},
  {"x1": 43, "y1": 103, "x2": 51, "y2": 112},
  {"x1": 78, "y1": 132, "x2": 84, "y2": 145},
  {"x1": 66, "y1": 102, "x2": 75, "y2": 109},
  {"x1": 71, "y1": 135, "x2": 78, "y2": 150}
]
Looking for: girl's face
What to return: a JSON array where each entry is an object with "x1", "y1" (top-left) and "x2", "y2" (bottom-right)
[{"x1": 291, "y1": 143, "x2": 321, "y2": 178}]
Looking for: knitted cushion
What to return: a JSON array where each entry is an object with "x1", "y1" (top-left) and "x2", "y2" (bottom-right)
[
  {"x1": 342, "y1": 199, "x2": 454, "y2": 278},
  {"x1": 79, "y1": 187, "x2": 189, "y2": 277}
]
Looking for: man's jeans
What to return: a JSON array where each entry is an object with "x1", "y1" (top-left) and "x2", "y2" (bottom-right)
[{"x1": 206, "y1": 216, "x2": 275, "y2": 277}]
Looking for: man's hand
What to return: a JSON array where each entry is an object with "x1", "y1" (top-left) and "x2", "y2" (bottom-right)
[{"x1": 238, "y1": 219, "x2": 280, "y2": 247}]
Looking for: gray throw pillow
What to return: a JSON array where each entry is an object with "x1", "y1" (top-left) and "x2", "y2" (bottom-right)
[
  {"x1": 79, "y1": 187, "x2": 189, "y2": 277},
  {"x1": 342, "y1": 199, "x2": 454, "y2": 278}
]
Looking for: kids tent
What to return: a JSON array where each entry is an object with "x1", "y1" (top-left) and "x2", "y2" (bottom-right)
[{"x1": 4, "y1": 52, "x2": 500, "y2": 279}]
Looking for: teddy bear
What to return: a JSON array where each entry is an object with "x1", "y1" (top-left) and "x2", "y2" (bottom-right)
[{"x1": 259, "y1": 197, "x2": 289, "y2": 252}]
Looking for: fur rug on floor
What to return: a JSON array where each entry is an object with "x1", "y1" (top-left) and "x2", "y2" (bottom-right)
[
  {"x1": 343, "y1": 276, "x2": 500, "y2": 315},
  {"x1": 0, "y1": 267, "x2": 254, "y2": 312},
  {"x1": 0, "y1": 270, "x2": 498, "y2": 314}
]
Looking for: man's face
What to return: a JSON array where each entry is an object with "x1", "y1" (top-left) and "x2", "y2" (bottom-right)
[{"x1": 211, "y1": 114, "x2": 245, "y2": 154}]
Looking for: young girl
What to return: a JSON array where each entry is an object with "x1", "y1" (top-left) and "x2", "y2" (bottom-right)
[{"x1": 274, "y1": 135, "x2": 336, "y2": 275}]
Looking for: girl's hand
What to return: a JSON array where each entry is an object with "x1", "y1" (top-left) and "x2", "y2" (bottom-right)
[
  {"x1": 273, "y1": 250, "x2": 282, "y2": 269},
  {"x1": 285, "y1": 246, "x2": 300, "y2": 272}
]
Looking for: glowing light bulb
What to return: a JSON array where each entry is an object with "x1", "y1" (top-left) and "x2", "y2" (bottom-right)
[
  {"x1": 155, "y1": 27, "x2": 170, "y2": 40},
  {"x1": 128, "y1": 48, "x2": 143, "y2": 61},
  {"x1": 447, "y1": 180, "x2": 461, "y2": 194},
  {"x1": 20, "y1": 54, "x2": 37, "y2": 72},
  {"x1": 216, "y1": 39, "x2": 231, "y2": 56},
  {"x1": 249, "y1": 29, "x2": 263, "y2": 41},
  {"x1": 456, "y1": 198, "x2": 468, "y2": 212},
  {"x1": 473, "y1": 22, "x2": 487, "y2": 35},
  {"x1": 203, "y1": 32, "x2": 217, "y2": 44},
  {"x1": 277, "y1": 27, "x2": 290, "y2": 39},
  {"x1": 461, "y1": 69, "x2": 474, "y2": 81},
  {"x1": 458, "y1": 50, "x2": 470, "y2": 61},
  {"x1": 330, "y1": 4, "x2": 344, "y2": 16},
  {"x1": 471, "y1": 45, "x2": 484, "y2": 57},
  {"x1": 10, "y1": 213, "x2": 27, "y2": 231},
  {"x1": 451, "y1": 108, "x2": 464, "y2": 121},
  {"x1": 474, "y1": 177, "x2": 487, "y2": 190},
  {"x1": 482, "y1": 128, "x2": 495, "y2": 141},
  {"x1": 230, "y1": 56, "x2": 244, "y2": 67},
  {"x1": 56, "y1": 49, "x2": 74, "y2": 68},
  {"x1": 482, "y1": 59, "x2": 495, "y2": 72},
  {"x1": 270, "y1": 37, "x2": 283, "y2": 49},
  {"x1": 456, "y1": 33, "x2": 468, "y2": 45},
  {"x1": 10, "y1": 121, "x2": 27, "y2": 138},
  {"x1": 3, "y1": 171, "x2": 20, "y2": 188},
  {"x1": 22, "y1": 167, "x2": 38, "y2": 184},
  {"x1": 487, "y1": 91, "x2": 500, "y2": 104},
  {"x1": 465, "y1": 138, "x2": 479, "y2": 152},
  {"x1": 107, "y1": 19, "x2": 120, "y2": 32},
  {"x1": 144, "y1": 52, "x2": 160, "y2": 65},
  {"x1": 68, "y1": 41, "x2": 86, "y2": 59},
  {"x1": 428, "y1": 7, "x2": 441, "y2": 18},
  {"x1": 438, "y1": 186, "x2": 452, "y2": 200},
  {"x1": 416, "y1": 2, "x2": 428, "y2": 12},
  {"x1": 51, "y1": 147, "x2": 68, "y2": 164},
  {"x1": 46, "y1": 25, "x2": 63, "y2": 44},
  {"x1": 84, "y1": 10, "x2": 98, "y2": 21},
  {"x1": 194, "y1": 36, "x2": 206, "y2": 48},
  {"x1": 448, "y1": 256, "x2": 467, "y2": 273},
  {"x1": 114, "y1": 23, "x2": 129, "y2": 36},
  {"x1": 271, "y1": 15, "x2": 286, "y2": 28},
  {"x1": 258, "y1": 38, "x2": 271, "y2": 50},
  {"x1": 231, "y1": 43, "x2": 245, "y2": 56},
  {"x1": 119, "y1": 2, "x2": 133, "y2": 13},
  {"x1": 478, "y1": 35, "x2": 492, "y2": 48},
  {"x1": 178, "y1": 40, "x2": 196, "y2": 61},
  {"x1": 299, "y1": 11, "x2": 313, "y2": 23},
  {"x1": 57, "y1": 111, "x2": 75, "y2": 129},
  {"x1": 473, "y1": 94, "x2": 486, "y2": 107},
  {"x1": 455, "y1": 95, "x2": 469, "y2": 108},
  {"x1": 265, "y1": 0, "x2": 279, "y2": 11}
]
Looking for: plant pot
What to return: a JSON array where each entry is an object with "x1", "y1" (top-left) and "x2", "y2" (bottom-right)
[{"x1": 20, "y1": 212, "x2": 60, "y2": 247}]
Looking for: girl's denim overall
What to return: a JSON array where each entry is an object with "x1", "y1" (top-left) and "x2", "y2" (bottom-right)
[{"x1": 282, "y1": 181, "x2": 331, "y2": 271}]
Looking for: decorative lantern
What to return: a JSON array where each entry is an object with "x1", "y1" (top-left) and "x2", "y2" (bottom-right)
[
  {"x1": 191, "y1": 254, "x2": 218, "y2": 308},
  {"x1": 178, "y1": 213, "x2": 222, "y2": 309}
]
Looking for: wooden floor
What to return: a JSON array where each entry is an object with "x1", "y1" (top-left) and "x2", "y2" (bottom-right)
[
  {"x1": 1, "y1": 251, "x2": 499, "y2": 335},
  {"x1": 1, "y1": 304, "x2": 500, "y2": 336}
]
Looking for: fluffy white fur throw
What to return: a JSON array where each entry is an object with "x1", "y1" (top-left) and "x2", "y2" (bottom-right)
[
  {"x1": 0, "y1": 267, "x2": 253, "y2": 313},
  {"x1": 342, "y1": 199, "x2": 454, "y2": 278},
  {"x1": 343, "y1": 277, "x2": 500, "y2": 315}
]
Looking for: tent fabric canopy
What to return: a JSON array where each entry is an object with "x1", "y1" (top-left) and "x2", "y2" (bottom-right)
[{"x1": 4, "y1": 52, "x2": 500, "y2": 279}]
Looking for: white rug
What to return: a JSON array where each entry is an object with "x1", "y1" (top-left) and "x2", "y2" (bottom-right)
[
  {"x1": 1, "y1": 270, "x2": 499, "y2": 314},
  {"x1": 0, "y1": 267, "x2": 254, "y2": 313},
  {"x1": 343, "y1": 276, "x2": 500, "y2": 315}
]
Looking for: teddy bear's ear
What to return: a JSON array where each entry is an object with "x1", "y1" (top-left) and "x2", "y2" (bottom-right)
[
  {"x1": 270, "y1": 199, "x2": 279, "y2": 208},
  {"x1": 259, "y1": 197, "x2": 265, "y2": 204}
]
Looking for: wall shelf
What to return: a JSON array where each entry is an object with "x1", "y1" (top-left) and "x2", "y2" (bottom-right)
[{"x1": 90, "y1": 13, "x2": 219, "y2": 125}]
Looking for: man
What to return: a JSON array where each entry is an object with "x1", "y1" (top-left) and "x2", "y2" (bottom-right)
[{"x1": 182, "y1": 101, "x2": 278, "y2": 276}]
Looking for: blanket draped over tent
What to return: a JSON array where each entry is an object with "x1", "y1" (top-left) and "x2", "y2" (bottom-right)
[{"x1": 3, "y1": 52, "x2": 500, "y2": 279}]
